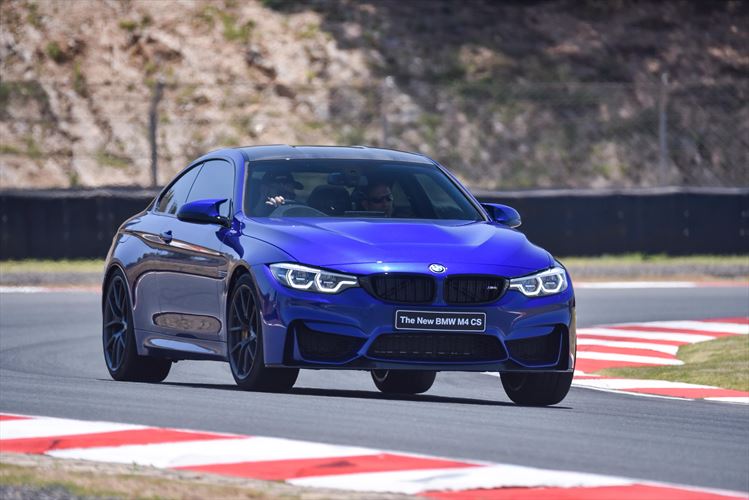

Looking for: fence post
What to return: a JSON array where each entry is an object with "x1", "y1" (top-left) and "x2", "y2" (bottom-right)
[
  {"x1": 657, "y1": 72, "x2": 670, "y2": 185},
  {"x1": 149, "y1": 80, "x2": 164, "y2": 188},
  {"x1": 380, "y1": 76, "x2": 394, "y2": 148}
]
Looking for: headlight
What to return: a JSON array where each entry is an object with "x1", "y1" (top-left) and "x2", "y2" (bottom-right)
[
  {"x1": 269, "y1": 263, "x2": 358, "y2": 294},
  {"x1": 509, "y1": 266, "x2": 568, "y2": 297}
]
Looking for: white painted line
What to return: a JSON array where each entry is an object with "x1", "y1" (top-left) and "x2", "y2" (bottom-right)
[
  {"x1": 289, "y1": 463, "x2": 633, "y2": 494},
  {"x1": 576, "y1": 282, "x2": 698, "y2": 289},
  {"x1": 0, "y1": 416, "x2": 145, "y2": 440},
  {"x1": 48, "y1": 436, "x2": 380, "y2": 468},
  {"x1": 483, "y1": 370, "x2": 601, "y2": 380},
  {"x1": 573, "y1": 384, "x2": 696, "y2": 401},
  {"x1": 0, "y1": 286, "x2": 52, "y2": 294},
  {"x1": 572, "y1": 378, "x2": 716, "y2": 390},
  {"x1": 625, "y1": 320, "x2": 749, "y2": 335},
  {"x1": 578, "y1": 327, "x2": 715, "y2": 343},
  {"x1": 704, "y1": 397, "x2": 749, "y2": 404},
  {"x1": 576, "y1": 338, "x2": 680, "y2": 355},
  {"x1": 576, "y1": 351, "x2": 683, "y2": 365}
]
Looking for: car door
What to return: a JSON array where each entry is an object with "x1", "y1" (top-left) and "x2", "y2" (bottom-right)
[
  {"x1": 130, "y1": 164, "x2": 202, "y2": 335},
  {"x1": 155, "y1": 158, "x2": 235, "y2": 340}
]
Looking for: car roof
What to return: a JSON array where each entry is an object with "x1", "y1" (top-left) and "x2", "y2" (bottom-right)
[{"x1": 236, "y1": 145, "x2": 435, "y2": 165}]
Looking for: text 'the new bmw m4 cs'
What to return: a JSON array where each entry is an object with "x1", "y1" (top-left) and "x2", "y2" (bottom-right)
[{"x1": 102, "y1": 145, "x2": 575, "y2": 405}]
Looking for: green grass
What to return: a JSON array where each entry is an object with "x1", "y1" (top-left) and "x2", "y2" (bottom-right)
[
  {"x1": 0, "y1": 255, "x2": 747, "y2": 276},
  {"x1": 72, "y1": 62, "x2": 87, "y2": 97},
  {"x1": 0, "y1": 460, "x2": 270, "y2": 499},
  {"x1": 0, "y1": 144, "x2": 22, "y2": 154},
  {"x1": 94, "y1": 149, "x2": 130, "y2": 169},
  {"x1": 600, "y1": 336, "x2": 749, "y2": 391},
  {"x1": 118, "y1": 19, "x2": 138, "y2": 32},
  {"x1": 0, "y1": 259, "x2": 104, "y2": 274},
  {"x1": 45, "y1": 41, "x2": 65, "y2": 63},
  {"x1": 560, "y1": 253, "x2": 749, "y2": 266},
  {"x1": 0, "y1": 463, "x2": 124, "y2": 499}
]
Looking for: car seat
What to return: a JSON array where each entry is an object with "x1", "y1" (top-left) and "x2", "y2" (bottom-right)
[{"x1": 306, "y1": 185, "x2": 352, "y2": 216}]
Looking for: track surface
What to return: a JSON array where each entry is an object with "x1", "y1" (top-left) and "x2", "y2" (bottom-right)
[{"x1": 1, "y1": 287, "x2": 748, "y2": 492}]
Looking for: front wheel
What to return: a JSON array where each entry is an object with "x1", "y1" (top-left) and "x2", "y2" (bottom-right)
[
  {"x1": 227, "y1": 275, "x2": 298, "y2": 392},
  {"x1": 500, "y1": 371, "x2": 573, "y2": 406},
  {"x1": 102, "y1": 270, "x2": 171, "y2": 382},
  {"x1": 371, "y1": 370, "x2": 436, "y2": 394}
]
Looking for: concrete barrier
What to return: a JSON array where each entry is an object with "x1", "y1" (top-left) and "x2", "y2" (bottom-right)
[{"x1": 1, "y1": 187, "x2": 747, "y2": 259}]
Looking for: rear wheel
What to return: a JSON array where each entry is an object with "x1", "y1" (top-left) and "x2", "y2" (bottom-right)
[
  {"x1": 371, "y1": 369, "x2": 436, "y2": 394},
  {"x1": 102, "y1": 270, "x2": 171, "y2": 382},
  {"x1": 500, "y1": 371, "x2": 573, "y2": 406},
  {"x1": 227, "y1": 274, "x2": 298, "y2": 392}
]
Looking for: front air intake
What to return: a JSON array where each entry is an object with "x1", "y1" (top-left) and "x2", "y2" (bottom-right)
[
  {"x1": 368, "y1": 333, "x2": 506, "y2": 362},
  {"x1": 363, "y1": 274, "x2": 435, "y2": 304},
  {"x1": 295, "y1": 323, "x2": 364, "y2": 362},
  {"x1": 506, "y1": 327, "x2": 564, "y2": 365},
  {"x1": 444, "y1": 275, "x2": 507, "y2": 304}
]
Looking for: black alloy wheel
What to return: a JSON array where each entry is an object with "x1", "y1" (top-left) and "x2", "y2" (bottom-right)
[
  {"x1": 227, "y1": 274, "x2": 298, "y2": 391},
  {"x1": 371, "y1": 369, "x2": 436, "y2": 394},
  {"x1": 228, "y1": 282, "x2": 260, "y2": 379},
  {"x1": 500, "y1": 371, "x2": 574, "y2": 406},
  {"x1": 102, "y1": 270, "x2": 171, "y2": 382}
]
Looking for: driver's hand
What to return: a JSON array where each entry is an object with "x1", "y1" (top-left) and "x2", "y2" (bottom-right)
[{"x1": 265, "y1": 196, "x2": 286, "y2": 207}]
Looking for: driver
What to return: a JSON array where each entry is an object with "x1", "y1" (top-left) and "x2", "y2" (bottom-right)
[
  {"x1": 256, "y1": 171, "x2": 303, "y2": 215},
  {"x1": 360, "y1": 181, "x2": 394, "y2": 217}
]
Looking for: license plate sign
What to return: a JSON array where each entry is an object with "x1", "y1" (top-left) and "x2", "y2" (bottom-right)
[{"x1": 395, "y1": 310, "x2": 486, "y2": 332}]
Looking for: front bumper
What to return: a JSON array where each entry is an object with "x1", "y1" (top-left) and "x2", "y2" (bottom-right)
[{"x1": 251, "y1": 264, "x2": 576, "y2": 372}]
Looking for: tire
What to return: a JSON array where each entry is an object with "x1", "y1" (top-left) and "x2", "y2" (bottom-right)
[
  {"x1": 102, "y1": 270, "x2": 171, "y2": 383},
  {"x1": 371, "y1": 369, "x2": 436, "y2": 394},
  {"x1": 500, "y1": 371, "x2": 573, "y2": 406},
  {"x1": 227, "y1": 274, "x2": 299, "y2": 392}
]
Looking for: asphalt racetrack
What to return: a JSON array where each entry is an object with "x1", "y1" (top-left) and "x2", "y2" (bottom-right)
[{"x1": 1, "y1": 286, "x2": 747, "y2": 493}]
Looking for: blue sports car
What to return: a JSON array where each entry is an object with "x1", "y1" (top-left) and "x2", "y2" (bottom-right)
[{"x1": 102, "y1": 145, "x2": 575, "y2": 405}]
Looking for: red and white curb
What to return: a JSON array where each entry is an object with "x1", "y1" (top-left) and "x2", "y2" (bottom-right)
[
  {"x1": 0, "y1": 413, "x2": 743, "y2": 499},
  {"x1": 572, "y1": 317, "x2": 749, "y2": 403}
]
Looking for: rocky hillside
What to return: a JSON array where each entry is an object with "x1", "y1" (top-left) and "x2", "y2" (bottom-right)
[{"x1": 1, "y1": 0, "x2": 747, "y2": 189}]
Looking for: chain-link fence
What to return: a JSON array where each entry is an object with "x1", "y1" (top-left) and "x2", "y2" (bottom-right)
[{"x1": 1, "y1": 77, "x2": 747, "y2": 189}]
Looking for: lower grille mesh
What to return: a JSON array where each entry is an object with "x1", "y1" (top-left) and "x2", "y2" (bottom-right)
[
  {"x1": 368, "y1": 333, "x2": 506, "y2": 362},
  {"x1": 295, "y1": 323, "x2": 365, "y2": 362},
  {"x1": 506, "y1": 328, "x2": 563, "y2": 365}
]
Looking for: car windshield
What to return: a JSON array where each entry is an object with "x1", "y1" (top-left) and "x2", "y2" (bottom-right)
[{"x1": 244, "y1": 159, "x2": 484, "y2": 221}]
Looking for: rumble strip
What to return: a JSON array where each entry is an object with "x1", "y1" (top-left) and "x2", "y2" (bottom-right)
[
  {"x1": 571, "y1": 317, "x2": 749, "y2": 403},
  {"x1": 0, "y1": 413, "x2": 743, "y2": 499}
]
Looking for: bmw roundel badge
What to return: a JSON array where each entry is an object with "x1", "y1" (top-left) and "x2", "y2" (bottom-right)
[{"x1": 429, "y1": 263, "x2": 446, "y2": 273}]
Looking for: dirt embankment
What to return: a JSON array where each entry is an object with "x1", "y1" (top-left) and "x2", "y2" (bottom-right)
[{"x1": 1, "y1": 1, "x2": 747, "y2": 190}]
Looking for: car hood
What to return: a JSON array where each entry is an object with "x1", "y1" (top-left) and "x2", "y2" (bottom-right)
[{"x1": 244, "y1": 218, "x2": 552, "y2": 276}]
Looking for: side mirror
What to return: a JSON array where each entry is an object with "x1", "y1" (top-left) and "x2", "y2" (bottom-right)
[
  {"x1": 177, "y1": 198, "x2": 230, "y2": 227},
  {"x1": 482, "y1": 203, "x2": 521, "y2": 228}
]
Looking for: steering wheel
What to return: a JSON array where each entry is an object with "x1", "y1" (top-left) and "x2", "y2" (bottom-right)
[{"x1": 269, "y1": 202, "x2": 327, "y2": 217}]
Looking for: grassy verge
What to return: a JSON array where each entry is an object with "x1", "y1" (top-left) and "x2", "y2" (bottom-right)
[
  {"x1": 0, "y1": 462, "x2": 267, "y2": 499},
  {"x1": 0, "y1": 255, "x2": 747, "y2": 286},
  {"x1": 0, "y1": 453, "x2": 400, "y2": 500},
  {"x1": 1, "y1": 255, "x2": 747, "y2": 273},
  {"x1": 560, "y1": 253, "x2": 749, "y2": 267},
  {"x1": 0, "y1": 259, "x2": 104, "y2": 273},
  {"x1": 599, "y1": 336, "x2": 749, "y2": 391}
]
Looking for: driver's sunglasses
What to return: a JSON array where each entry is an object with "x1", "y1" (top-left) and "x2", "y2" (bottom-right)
[{"x1": 368, "y1": 193, "x2": 393, "y2": 203}]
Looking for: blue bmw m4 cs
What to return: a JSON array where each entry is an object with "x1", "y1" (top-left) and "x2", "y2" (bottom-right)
[{"x1": 103, "y1": 145, "x2": 576, "y2": 405}]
